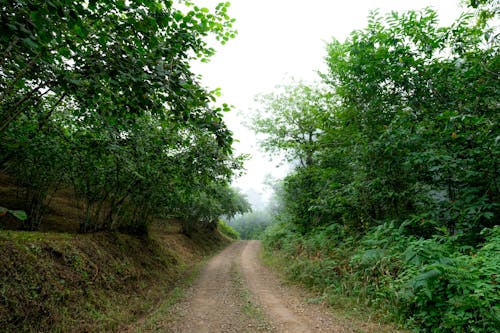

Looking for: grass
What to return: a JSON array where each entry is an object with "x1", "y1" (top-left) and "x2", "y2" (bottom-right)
[
  {"x1": 0, "y1": 174, "x2": 233, "y2": 332},
  {"x1": 230, "y1": 264, "x2": 266, "y2": 321},
  {"x1": 0, "y1": 222, "x2": 230, "y2": 332},
  {"x1": 229, "y1": 262, "x2": 275, "y2": 333},
  {"x1": 127, "y1": 256, "x2": 208, "y2": 332}
]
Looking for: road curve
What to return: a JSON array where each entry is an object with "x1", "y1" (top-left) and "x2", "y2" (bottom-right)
[{"x1": 148, "y1": 240, "x2": 402, "y2": 333}]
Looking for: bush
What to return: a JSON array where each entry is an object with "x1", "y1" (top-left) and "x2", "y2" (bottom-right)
[
  {"x1": 217, "y1": 220, "x2": 240, "y2": 240},
  {"x1": 398, "y1": 227, "x2": 500, "y2": 331},
  {"x1": 227, "y1": 210, "x2": 273, "y2": 240}
]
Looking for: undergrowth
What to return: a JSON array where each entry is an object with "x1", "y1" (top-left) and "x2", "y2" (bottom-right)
[
  {"x1": 263, "y1": 222, "x2": 500, "y2": 332},
  {"x1": 126, "y1": 255, "x2": 209, "y2": 332},
  {"x1": 218, "y1": 219, "x2": 240, "y2": 240}
]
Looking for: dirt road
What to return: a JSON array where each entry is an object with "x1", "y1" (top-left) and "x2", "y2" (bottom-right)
[{"x1": 136, "y1": 240, "x2": 400, "y2": 333}]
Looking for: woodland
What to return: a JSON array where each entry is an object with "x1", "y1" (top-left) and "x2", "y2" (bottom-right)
[
  {"x1": 1, "y1": 0, "x2": 499, "y2": 332},
  {"x1": 0, "y1": 0, "x2": 250, "y2": 234},
  {"x1": 244, "y1": 1, "x2": 499, "y2": 331}
]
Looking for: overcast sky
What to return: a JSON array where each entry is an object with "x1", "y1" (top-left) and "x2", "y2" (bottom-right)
[{"x1": 191, "y1": 0, "x2": 466, "y2": 206}]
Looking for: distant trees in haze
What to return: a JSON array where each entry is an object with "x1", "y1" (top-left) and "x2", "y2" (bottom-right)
[{"x1": 227, "y1": 210, "x2": 273, "y2": 240}]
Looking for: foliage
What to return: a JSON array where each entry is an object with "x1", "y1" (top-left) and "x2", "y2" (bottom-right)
[
  {"x1": 0, "y1": 223, "x2": 229, "y2": 332},
  {"x1": 264, "y1": 223, "x2": 500, "y2": 332},
  {"x1": 255, "y1": 4, "x2": 499, "y2": 332},
  {"x1": 465, "y1": 0, "x2": 500, "y2": 26},
  {"x1": 227, "y1": 210, "x2": 273, "y2": 240},
  {"x1": 250, "y1": 81, "x2": 334, "y2": 167},
  {"x1": 252, "y1": 6, "x2": 499, "y2": 240},
  {"x1": 217, "y1": 219, "x2": 240, "y2": 240},
  {"x1": 396, "y1": 227, "x2": 500, "y2": 331},
  {"x1": 322, "y1": 7, "x2": 499, "y2": 239},
  {"x1": 0, "y1": 0, "x2": 245, "y2": 233}
]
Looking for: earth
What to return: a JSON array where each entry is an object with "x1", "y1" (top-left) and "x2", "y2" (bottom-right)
[{"x1": 130, "y1": 240, "x2": 403, "y2": 333}]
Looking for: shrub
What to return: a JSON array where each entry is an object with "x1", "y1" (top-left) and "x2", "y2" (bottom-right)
[
  {"x1": 217, "y1": 220, "x2": 240, "y2": 240},
  {"x1": 398, "y1": 227, "x2": 500, "y2": 331},
  {"x1": 263, "y1": 223, "x2": 500, "y2": 332}
]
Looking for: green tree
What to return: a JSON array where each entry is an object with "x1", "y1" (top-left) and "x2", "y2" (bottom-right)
[
  {"x1": 0, "y1": 0, "x2": 236, "y2": 132},
  {"x1": 227, "y1": 210, "x2": 273, "y2": 240},
  {"x1": 0, "y1": 0, "x2": 244, "y2": 233},
  {"x1": 249, "y1": 82, "x2": 339, "y2": 232},
  {"x1": 259, "y1": 5, "x2": 499, "y2": 332},
  {"x1": 324, "y1": 8, "x2": 499, "y2": 240},
  {"x1": 250, "y1": 81, "x2": 334, "y2": 167}
]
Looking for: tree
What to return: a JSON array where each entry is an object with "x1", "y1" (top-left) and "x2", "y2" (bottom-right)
[
  {"x1": 258, "y1": 5, "x2": 499, "y2": 332},
  {"x1": 227, "y1": 210, "x2": 273, "y2": 240},
  {"x1": 464, "y1": 0, "x2": 499, "y2": 26},
  {"x1": 0, "y1": 0, "x2": 236, "y2": 132},
  {"x1": 323, "y1": 8, "x2": 499, "y2": 240},
  {"x1": 250, "y1": 81, "x2": 334, "y2": 167},
  {"x1": 0, "y1": 0, "x2": 244, "y2": 233},
  {"x1": 252, "y1": 7, "x2": 499, "y2": 240},
  {"x1": 249, "y1": 81, "x2": 339, "y2": 232}
]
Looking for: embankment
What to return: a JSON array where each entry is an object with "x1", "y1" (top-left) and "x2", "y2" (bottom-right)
[{"x1": 0, "y1": 222, "x2": 229, "y2": 332}]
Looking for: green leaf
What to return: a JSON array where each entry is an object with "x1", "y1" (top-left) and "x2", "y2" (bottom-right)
[
  {"x1": 38, "y1": 30, "x2": 52, "y2": 44},
  {"x1": 6, "y1": 23, "x2": 18, "y2": 31},
  {"x1": 73, "y1": 24, "x2": 88, "y2": 38},
  {"x1": 10, "y1": 210, "x2": 28, "y2": 221},
  {"x1": 174, "y1": 11, "x2": 183, "y2": 22},
  {"x1": 59, "y1": 47, "x2": 71, "y2": 58}
]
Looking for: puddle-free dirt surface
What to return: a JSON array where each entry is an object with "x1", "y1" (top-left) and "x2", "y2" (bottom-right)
[
  {"x1": 137, "y1": 240, "x2": 402, "y2": 333},
  {"x1": 166, "y1": 241, "x2": 272, "y2": 332}
]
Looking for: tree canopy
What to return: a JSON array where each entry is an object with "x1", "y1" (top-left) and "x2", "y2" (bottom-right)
[
  {"x1": 0, "y1": 0, "x2": 248, "y2": 233},
  {"x1": 253, "y1": 7, "x2": 499, "y2": 240},
  {"x1": 250, "y1": 81, "x2": 335, "y2": 167}
]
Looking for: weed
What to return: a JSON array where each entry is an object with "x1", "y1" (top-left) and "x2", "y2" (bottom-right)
[
  {"x1": 218, "y1": 220, "x2": 240, "y2": 240},
  {"x1": 231, "y1": 265, "x2": 265, "y2": 321}
]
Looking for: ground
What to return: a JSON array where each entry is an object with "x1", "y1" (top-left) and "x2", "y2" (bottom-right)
[
  {"x1": 1, "y1": 170, "x2": 402, "y2": 332},
  {"x1": 128, "y1": 240, "x2": 403, "y2": 333}
]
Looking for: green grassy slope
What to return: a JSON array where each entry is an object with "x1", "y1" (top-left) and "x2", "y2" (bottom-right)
[{"x1": 0, "y1": 222, "x2": 229, "y2": 332}]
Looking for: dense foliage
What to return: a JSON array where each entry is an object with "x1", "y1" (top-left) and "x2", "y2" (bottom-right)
[
  {"x1": 0, "y1": 0, "x2": 249, "y2": 233},
  {"x1": 255, "y1": 4, "x2": 499, "y2": 332},
  {"x1": 217, "y1": 219, "x2": 240, "y2": 240}
]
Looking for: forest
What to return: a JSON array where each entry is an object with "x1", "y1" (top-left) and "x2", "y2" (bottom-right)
[
  {"x1": 1, "y1": 0, "x2": 499, "y2": 332},
  {"x1": 0, "y1": 1, "x2": 252, "y2": 330}
]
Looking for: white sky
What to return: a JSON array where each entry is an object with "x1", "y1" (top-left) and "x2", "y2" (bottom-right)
[{"x1": 191, "y1": 0, "x2": 465, "y2": 205}]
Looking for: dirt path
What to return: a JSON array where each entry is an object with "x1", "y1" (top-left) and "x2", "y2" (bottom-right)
[
  {"x1": 166, "y1": 241, "x2": 273, "y2": 333},
  {"x1": 240, "y1": 240, "x2": 338, "y2": 332},
  {"x1": 133, "y1": 240, "x2": 401, "y2": 333}
]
